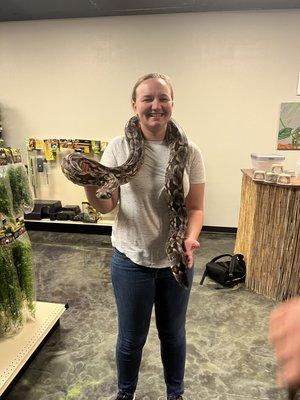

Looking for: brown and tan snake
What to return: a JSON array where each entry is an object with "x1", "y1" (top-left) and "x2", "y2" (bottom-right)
[{"x1": 61, "y1": 115, "x2": 189, "y2": 289}]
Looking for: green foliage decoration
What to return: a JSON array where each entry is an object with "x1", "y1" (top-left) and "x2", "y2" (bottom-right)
[
  {"x1": 278, "y1": 127, "x2": 293, "y2": 140},
  {"x1": 7, "y1": 164, "x2": 34, "y2": 216},
  {"x1": 292, "y1": 127, "x2": 300, "y2": 148},
  {"x1": 0, "y1": 168, "x2": 14, "y2": 219},
  {"x1": 0, "y1": 238, "x2": 23, "y2": 333},
  {"x1": 0, "y1": 163, "x2": 35, "y2": 334},
  {"x1": 11, "y1": 231, "x2": 35, "y2": 315}
]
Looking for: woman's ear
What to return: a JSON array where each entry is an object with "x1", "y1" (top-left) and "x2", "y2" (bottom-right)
[{"x1": 132, "y1": 101, "x2": 136, "y2": 113}]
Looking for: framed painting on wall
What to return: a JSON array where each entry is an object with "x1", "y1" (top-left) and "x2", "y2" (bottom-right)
[{"x1": 277, "y1": 102, "x2": 300, "y2": 150}]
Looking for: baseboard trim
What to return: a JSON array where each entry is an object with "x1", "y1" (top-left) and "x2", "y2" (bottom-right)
[{"x1": 202, "y1": 225, "x2": 237, "y2": 234}]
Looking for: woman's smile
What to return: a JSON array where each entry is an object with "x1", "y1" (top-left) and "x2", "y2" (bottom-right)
[{"x1": 148, "y1": 112, "x2": 165, "y2": 118}]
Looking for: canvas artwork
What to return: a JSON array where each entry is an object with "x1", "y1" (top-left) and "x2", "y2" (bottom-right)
[{"x1": 277, "y1": 102, "x2": 300, "y2": 150}]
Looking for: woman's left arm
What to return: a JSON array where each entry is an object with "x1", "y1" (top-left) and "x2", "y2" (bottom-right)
[{"x1": 184, "y1": 183, "x2": 205, "y2": 268}]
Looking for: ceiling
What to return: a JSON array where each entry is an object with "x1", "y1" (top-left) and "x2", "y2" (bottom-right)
[{"x1": 1, "y1": 0, "x2": 300, "y2": 22}]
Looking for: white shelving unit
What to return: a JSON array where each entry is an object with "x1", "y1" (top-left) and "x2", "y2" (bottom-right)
[
  {"x1": 24, "y1": 201, "x2": 118, "y2": 232},
  {"x1": 25, "y1": 218, "x2": 114, "y2": 226},
  {"x1": 0, "y1": 301, "x2": 66, "y2": 397}
]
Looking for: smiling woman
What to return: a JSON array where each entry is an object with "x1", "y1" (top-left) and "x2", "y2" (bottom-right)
[{"x1": 63, "y1": 72, "x2": 206, "y2": 400}]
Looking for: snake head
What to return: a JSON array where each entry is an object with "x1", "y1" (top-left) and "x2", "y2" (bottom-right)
[{"x1": 95, "y1": 190, "x2": 112, "y2": 199}]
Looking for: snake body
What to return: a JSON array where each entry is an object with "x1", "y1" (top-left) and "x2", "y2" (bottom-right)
[{"x1": 61, "y1": 116, "x2": 189, "y2": 289}]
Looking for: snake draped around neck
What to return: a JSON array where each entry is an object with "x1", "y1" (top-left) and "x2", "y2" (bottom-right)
[{"x1": 61, "y1": 116, "x2": 190, "y2": 288}]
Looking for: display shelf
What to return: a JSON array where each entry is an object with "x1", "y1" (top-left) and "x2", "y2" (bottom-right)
[
  {"x1": 24, "y1": 218, "x2": 114, "y2": 226},
  {"x1": 0, "y1": 301, "x2": 67, "y2": 397},
  {"x1": 24, "y1": 218, "x2": 114, "y2": 234}
]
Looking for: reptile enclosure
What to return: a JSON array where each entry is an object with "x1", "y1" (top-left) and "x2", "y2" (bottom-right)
[{"x1": 234, "y1": 169, "x2": 300, "y2": 301}]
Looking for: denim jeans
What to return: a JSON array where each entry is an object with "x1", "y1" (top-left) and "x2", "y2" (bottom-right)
[{"x1": 111, "y1": 248, "x2": 194, "y2": 397}]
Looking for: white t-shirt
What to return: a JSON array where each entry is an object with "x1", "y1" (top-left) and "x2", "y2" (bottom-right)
[{"x1": 101, "y1": 135, "x2": 205, "y2": 268}]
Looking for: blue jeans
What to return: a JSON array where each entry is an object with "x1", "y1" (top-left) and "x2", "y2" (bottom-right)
[{"x1": 111, "y1": 248, "x2": 194, "y2": 397}]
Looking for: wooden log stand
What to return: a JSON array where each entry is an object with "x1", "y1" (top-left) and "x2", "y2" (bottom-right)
[{"x1": 234, "y1": 169, "x2": 300, "y2": 301}]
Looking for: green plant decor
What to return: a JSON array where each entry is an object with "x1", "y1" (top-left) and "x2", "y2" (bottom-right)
[
  {"x1": 11, "y1": 231, "x2": 35, "y2": 315},
  {"x1": 0, "y1": 238, "x2": 23, "y2": 333},
  {"x1": 0, "y1": 168, "x2": 14, "y2": 220},
  {"x1": 278, "y1": 124, "x2": 300, "y2": 147},
  {"x1": 8, "y1": 164, "x2": 34, "y2": 216}
]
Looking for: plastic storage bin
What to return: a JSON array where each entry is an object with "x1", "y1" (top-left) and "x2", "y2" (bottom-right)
[
  {"x1": 251, "y1": 154, "x2": 285, "y2": 171},
  {"x1": 296, "y1": 159, "x2": 300, "y2": 178}
]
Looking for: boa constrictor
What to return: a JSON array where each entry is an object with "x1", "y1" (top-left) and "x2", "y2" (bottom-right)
[{"x1": 61, "y1": 116, "x2": 190, "y2": 289}]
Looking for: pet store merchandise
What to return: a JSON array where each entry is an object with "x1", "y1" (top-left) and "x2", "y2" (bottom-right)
[
  {"x1": 0, "y1": 147, "x2": 66, "y2": 398},
  {"x1": 25, "y1": 137, "x2": 116, "y2": 230},
  {"x1": 25, "y1": 199, "x2": 102, "y2": 224},
  {"x1": 26, "y1": 137, "x2": 107, "y2": 196},
  {"x1": 0, "y1": 147, "x2": 35, "y2": 333}
]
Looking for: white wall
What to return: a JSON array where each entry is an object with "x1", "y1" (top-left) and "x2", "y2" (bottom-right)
[{"x1": 0, "y1": 10, "x2": 300, "y2": 227}]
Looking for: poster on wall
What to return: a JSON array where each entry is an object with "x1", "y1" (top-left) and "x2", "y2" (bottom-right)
[{"x1": 277, "y1": 102, "x2": 300, "y2": 150}]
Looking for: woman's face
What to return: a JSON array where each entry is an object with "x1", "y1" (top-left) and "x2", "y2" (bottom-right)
[{"x1": 133, "y1": 78, "x2": 173, "y2": 135}]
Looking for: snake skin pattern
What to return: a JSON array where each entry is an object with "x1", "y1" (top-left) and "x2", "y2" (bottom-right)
[{"x1": 61, "y1": 115, "x2": 189, "y2": 289}]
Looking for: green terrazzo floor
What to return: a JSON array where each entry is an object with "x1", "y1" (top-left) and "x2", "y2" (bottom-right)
[{"x1": 3, "y1": 231, "x2": 286, "y2": 400}]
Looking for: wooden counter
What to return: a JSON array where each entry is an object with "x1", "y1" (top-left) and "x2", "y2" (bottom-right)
[{"x1": 234, "y1": 169, "x2": 300, "y2": 301}]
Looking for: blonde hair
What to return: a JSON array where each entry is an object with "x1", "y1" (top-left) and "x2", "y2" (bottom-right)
[{"x1": 131, "y1": 73, "x2": 174, "y2": 102}]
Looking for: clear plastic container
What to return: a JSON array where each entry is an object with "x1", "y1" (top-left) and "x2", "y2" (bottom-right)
[
  {"x1": 251, "y1": 153, "x2": 285, "y2": 171},
  {"x1": 296, "y1": 159, "x2": 300, "y2": 178}
]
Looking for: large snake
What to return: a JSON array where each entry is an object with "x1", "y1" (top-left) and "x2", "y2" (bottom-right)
[{"x1": 61, "y1": 116, "x2": 190, "y2": 289}]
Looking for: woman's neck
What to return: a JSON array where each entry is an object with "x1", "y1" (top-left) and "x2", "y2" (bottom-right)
[{"x1": 139, "y1": 125, "x2": 167, "y2": 141}]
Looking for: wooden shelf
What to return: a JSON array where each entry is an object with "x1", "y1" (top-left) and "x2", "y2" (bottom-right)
[{"x1": 0, "y1": 301, "x2": 66, "y2": 397}]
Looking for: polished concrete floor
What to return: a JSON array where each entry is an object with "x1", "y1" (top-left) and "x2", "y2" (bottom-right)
[{"x1": 4, "y1": 230, "x2": 287, "y2": 400}]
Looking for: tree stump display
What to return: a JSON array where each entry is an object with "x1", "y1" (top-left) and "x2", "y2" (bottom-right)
[{"x1": 234, "y1": 169, "x2": 300, "y2": 301}]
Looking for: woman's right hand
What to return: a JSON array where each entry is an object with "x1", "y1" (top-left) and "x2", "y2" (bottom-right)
[
  {"x1": 183, "y1": 238, "x2": 200, "y2": 269},
  {"x1": 84, "y1": 185, "x2": 119, "y2": 214}
]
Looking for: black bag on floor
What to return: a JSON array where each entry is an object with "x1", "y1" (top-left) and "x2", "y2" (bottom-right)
[{"x1": 200, "y1": 253, "x2": 246, "y2": 287}]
